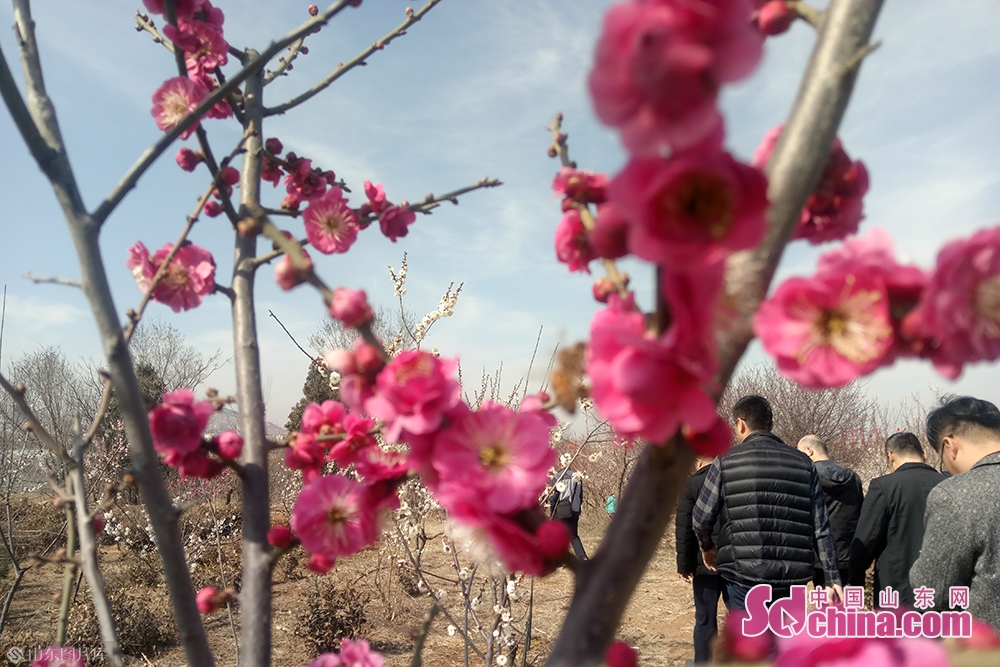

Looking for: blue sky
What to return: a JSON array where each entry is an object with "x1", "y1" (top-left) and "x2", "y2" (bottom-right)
[{"x1": 2, "y1": 1, "x2": 1000, "y2": 429}]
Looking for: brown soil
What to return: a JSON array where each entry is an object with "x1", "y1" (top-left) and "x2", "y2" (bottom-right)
[{"x1": 1, "y1": 510, "x2": 704, "y2": 666}]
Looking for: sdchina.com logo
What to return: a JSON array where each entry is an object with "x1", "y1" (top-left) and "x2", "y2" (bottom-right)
[{"x1": 741, "y1": 584, "x2": 974, "y2": 639}]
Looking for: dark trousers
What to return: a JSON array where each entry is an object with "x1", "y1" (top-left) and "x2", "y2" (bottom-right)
[
  {"x1": 724, "y1": 581, "x2": 790, "y2": 612},
  {"x1": 560, "y1": 513, "x2": 587, "y2": 559},
  {"x1": 813, "y1": 567, "x2": 850, "y2": 588},
  {"x1": 692, "y1": 574, "x2": 724, "y2": 663}
]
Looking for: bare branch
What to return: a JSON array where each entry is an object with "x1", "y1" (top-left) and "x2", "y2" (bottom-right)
[
  {"x1": 0, "y1": 371, "x2": 70, "y2": 464},
  {"x1": 91, "y1": 0, "x2": 360, "y2": 227},
  {"x1": 266, "y1": 0, "x2": 444, "y2": 116},
  {"x1": 268, "y1": 310, "x2": 317, "y2": 362},
  {"x1": 134, "y1": 10, "x2": 175, "y2": 54},
  {"x1": 263, "y1": 38, "x2": 305, "y2": 84},
  {"x1": 24, "y1": 273, "x2": 82, "y2": 289}
]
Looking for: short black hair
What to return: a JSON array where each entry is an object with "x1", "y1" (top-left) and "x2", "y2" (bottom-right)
[
  {"x1": 732, "y1": 395, "x2": 773, "y2": 432},
  {"x1": 926, "y1": 395, "x2": 1000, "y2": 453},
  {"x1": 884, "y1": 432, "x2": 924, "y2": 459}
]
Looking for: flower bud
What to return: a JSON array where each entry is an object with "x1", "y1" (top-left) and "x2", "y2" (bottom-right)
[
  {"x1": 204, "y1": 201, "x2": 224, "y2": 218},
  {"x1": 592, "y1": 277, "x2": 616, "y2": 304},
  {"x1": 175, "y1": 147, "x2": 203, "y2": 172},
  {"x1": 92, "y1": 515, "x2": 106, "y2": 534},
  {"x1": 214, "y1": 430, "x2": 243, "y2": 460},
  {"x1": 308, "y1": 553, "x2": 334, "y2": 574},
  {"x1": 237, "y1": 216, "x2": 261, "y2": 236},
  {"x1": 757, "y1": 0, "x2": 795, "y2": 36},
  {"x1": 268, "y1": 525, "x2": 293, "y2": 548},
  {"x1": 307, "y1": 4, "x2": 319, "y2": 16},
  {"x1": 196, "y1": 586, "x2": 225, "y2": 614},
  {"x1": 405, "y1": 6, "x2": 414, "y2": 15},
  {"x1": 329, "y1": 288, "x2": 374, "y2": 328},
  {"x1": 605, "y1": 642, "x2": 637, "y2": 667},
  {"x1": 354, "y1": 343, "x2": 384, "y2": 376},
  {"x1": 220, "y1": 166, "x2": 240, "y2": 186},
  {"x1": 324, "y1": 348, "x2": 357, "y2": 375},
  {"x1": 264, "y1": 137, "x2": 284, "y2": 155}
]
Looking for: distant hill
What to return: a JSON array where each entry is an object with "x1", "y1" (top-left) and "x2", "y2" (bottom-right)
[{"x1": 206, "y1": 407, "x2": 286, "y2": 440}]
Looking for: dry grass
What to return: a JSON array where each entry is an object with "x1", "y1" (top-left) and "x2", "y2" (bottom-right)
[{"x1": 0, "y1": 504, "x2": 702, "y2": 667}]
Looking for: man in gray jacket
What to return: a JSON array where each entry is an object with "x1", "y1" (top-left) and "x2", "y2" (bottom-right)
[{"x1": 910, "y1": 396, "x2": 1000, "y2": 630}]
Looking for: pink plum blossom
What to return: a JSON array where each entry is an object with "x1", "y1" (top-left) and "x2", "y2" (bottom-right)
[
  {"x1": 213, "y1": 430, "x2": 243, "y2": 460},
  {"x1": 555, "y1": 208, "x2": 596, "y2": 273},
  {"x1": 536, "y1": 519, "x2": 571, "y2": 559},
  {"x1": 552, "y1": 167, "x2": 607, "y2": 204},
  {"x1": 301, "y1": 400, "x2": 347, "y2": 437},
  {"x1": 330, "y1": 288, "x2": 374, "y2": 328},
  {"x1": 29, "y1": 647, "x2": 84, "y2": 667},
  {"x1": 268, "y1": 525, "x2": 293, "y2": 548},
  {"x1": 328, "y1": 413, "x2": 377, "y2": 469},
  {"x1": 274, "y1": 246, "x2": 314, "y2": 290},
  {"x1": 292, "y1": 474, "x2": 378, "y2": 565},
  {"x1": 908, "y1": 225, "x2": 1000, "y2": 378},
  {"x1": 204, "y1": 201, "x2": 223, "y2": 217},
  {"x1": 303, "y1": 188, "x2": 359, "y2": 254},
  {"x1": 163, "y1": 19, "x2": 229, "y2": 75},
  {"x1": 720, "y1": 610, "x2": 774, "y2": 661},
  {"x1": 196, "y1": 586, "x2": 222, "y2": 614},
  {"x1": 587, "y1": 294, "x2": 719, "y2": 443},
  {"x1": 446, "y1": 496, "x2": 552, "y2": 576},
  {"x1": 753, "y1": 124, "x2": 869, "y2": 244},
  {"x1": 126, "y1": 241, "x2": 216, "y2": 312},
  {"x1": 164, "y1": 449, "x2": 224, "y2": 479},
  {"x1": 150, "y1": 76, "x2": 209, "y2": 139},
  {"x1": 755, "y1": 270, "x2": 894, "y2": 388},
  {"x1": 774, "y1": 633, "x2": 949, "y2": 667},
  {"x1": 363, "y1": 181, "x2": 388, "y2": 213},
  {"x1": 683, "y1": 417, "x2": 732, "y2": 457},
  {"x1": 590, "y1": 202, "x2": 629, "y2": 260},
  {"x1": 588, "y1": 0, "x2": 763, "y2": 155},
  {"x1": 285, "y1": 157, "x2": 329, "y2": 201},
  {"x1": 378, "y1": 205, "x2": 416, "y2": 242},
  {"x1": 285, "y1": 432, "x2": 326, "y2": 481},
  {"x1": 336, "y1": 638, "x2": 384, "y2": 667},
  {"x1": 326, "y1": 341, "x2": 385, "y2": 413},
  {"x1": 148, "y1": 389, "x2": 214, "y2": 455},
  {"x1": 142, "y1": 0, "x2": 202, "y2": 21},
  {"x1": 307, "y1": 553, "x2": 334, "y2": 574},
  {"x1": 366, "y1": 350, "x2": 462, "y2": 442},
  {"x1": 605, "y1": 642, "x2": 637, "y2": 667},
  {"x1": 432, "y1": 401, "x2": 556, "y2": 515},
  {"x1": 608, "y1": 152, "x2": 769, "y2": 270}
]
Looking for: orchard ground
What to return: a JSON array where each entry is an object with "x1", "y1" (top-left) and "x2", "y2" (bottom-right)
[{"x1": 0, "y1": 497, "x2": 703, "y2": 667}]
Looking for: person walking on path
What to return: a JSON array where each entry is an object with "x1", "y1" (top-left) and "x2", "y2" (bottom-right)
[
  {"x1": 910, "y1": 396, "x2": 1000, "y2": 630},
  {"x1": 848, "y1": 432, "x2": 945, "y2": 608},
  {"x1": 693, "y1": 395, "x2": 843, "y2": 611},
  {"x1": 677, "y1": 455, "x2": 726, "y2": 664},
  {"x1": 549, "y1": 453, "x2": 587, "y2": 560},
  {"x1": 798, "y1": 434, "x2": 864, "y2": 588}
]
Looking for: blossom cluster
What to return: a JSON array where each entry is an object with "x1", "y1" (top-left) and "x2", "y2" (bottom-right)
[
  {"x1": 550, "y1": 0, "x2": 781, "y2": 454},
  {"x1": 308, "y1": 346, "x2": 568, "y2": 576},
  {"x1": 147, "y1": 389, "x2": 242, "y2": 478},
  {"x1": 147, "y1": 0, "x2": 233, "y2": 140},
  {"x1": 756, "y1": 225, "x2": 1000, "y2": 387},
  {"x1": 306, "y1": 638, "x2": 384, "y2": 667}
]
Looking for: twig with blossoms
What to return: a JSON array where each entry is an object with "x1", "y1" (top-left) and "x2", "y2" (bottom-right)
[
  {"x1": 393, "y1": 520, "x2": 487, "y2": 660},
  {"x1": 265, "y1": 0, "x2": 445, "y2": 117},
  {"x1": 91, "y1": 0, "x2": 362, "y2": 227}
]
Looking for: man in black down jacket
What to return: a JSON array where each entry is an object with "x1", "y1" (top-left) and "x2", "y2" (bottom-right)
[
  {"x1": 693, "y1": 396, "x2": 843, "y2": 611},
  {"x1": 849, "y1": 432, "x2": 945, "y2": 607},
  {"x1": 676, "y1": 455, "x2": 726, "y2": 664},
  {"x1": 797, "y1": 434, "x2": 864, "y2": 587}
]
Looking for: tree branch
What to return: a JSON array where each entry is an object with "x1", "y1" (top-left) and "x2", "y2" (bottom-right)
[
  {"x1": 263, "y1": 38, "x2": 305, "y2": 85},
  {"x1": 7, "y1": 2, "x2": 216, "y2": 663},
  {"x1": 0, "y1": 372, "x2": 70, "y2": 464},
  {"x1": 265, "y1": 0, "x2": 444, "y2": 117},
  {"x1": 545, "y1": 0, "x2": 886, "y2": 664},
  {"x1": 91, "y1": 0, "x2": 360, "y2": 227},
  {"x1": 24, "y1": 273, "x2": 82, "y2": 289},
  {"x1": 231, "y1": 54, "x2": 274, "y2": 667}
]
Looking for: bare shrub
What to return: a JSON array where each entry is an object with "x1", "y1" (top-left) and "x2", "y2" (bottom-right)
[
  {"x1": 297, "y1": 579, "x2": 370, "y2": 656},
  {"x1": 69, "y1": 586, "x2": 177, "y2": 659}
]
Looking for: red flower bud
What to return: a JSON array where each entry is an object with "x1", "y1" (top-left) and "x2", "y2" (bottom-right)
[
  {"x1": 757, "y1": 1, "x2": 796, "y2": 36},
  {"x1": 307, "y1": 4, "x2": 319, "y2": 16},
  {"x1": 268, "y1": 525, "x2": 294, "y2": 548},
  {"x1": 536, "y1": 520, "x2": 571, "y2": 559},
  {"x1": 264, "y1": 137, "x2": 284, "y2": 155},
  {"x1": 605, "y1": 642, "x2": 637, "y2": 667},
  {"x1": 204, "y1": 201, "x2": 224, "y2": 218}
]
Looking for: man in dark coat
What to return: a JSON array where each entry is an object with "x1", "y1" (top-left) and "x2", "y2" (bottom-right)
[
  {"x1": 798, "y1": 434, "x2": 864, "y2": 587},
  {"x1": 848, "y1": 432, "x2": 945, "y2": 607},
  {"x1": 911, "y1": 396, "x2": 1000, "y2": 630},
  {"x1": 693, "y1": 396, "x2": 843, "y2": 611},
  {"x1": 676, "y1": 455, "x2": 726, "y2": 664}
]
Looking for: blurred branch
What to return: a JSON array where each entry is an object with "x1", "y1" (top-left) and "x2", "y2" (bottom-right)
[
  {"x1": 546, "y1": 0, "x2": 885, "y2": 664},
  {"x1": 134, "y1": 10, "x2": 175, "y2": 53},
  {"x1": 266, "y1": 0, "x2": 444, "y2": 116},
  {"x1": 24, "y1": 273, "x2": 82, "y2": 289}
]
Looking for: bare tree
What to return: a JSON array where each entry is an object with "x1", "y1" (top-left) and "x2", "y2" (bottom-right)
[{"x1": 127, "y1": 318, "x2": 225, "y2": 392}]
